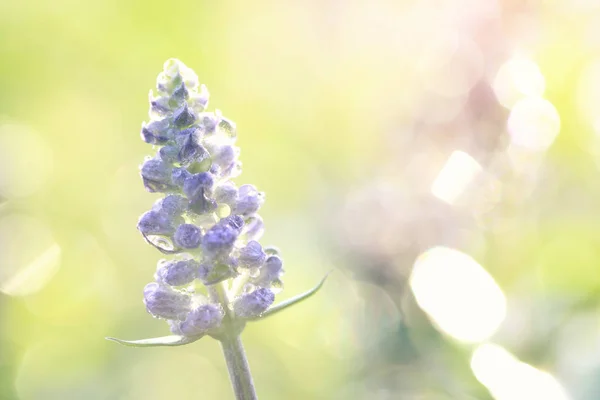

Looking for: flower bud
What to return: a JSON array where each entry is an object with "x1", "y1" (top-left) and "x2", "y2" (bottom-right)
[
  {"x1": 177, "y1": 129, "x2": 209, "y2": 166},
  {"x1": 143, "y1": 282, "x2": 191, "y2": 320},
  {"x1": 220, "y1": 160, "x2": 243, "y2": 180},
  {"x1": 156, "y1": 259, "x2": 199, "y2": 286},
  {"x1": 149, "y1": 91, "x2": 171, "y2": 117},
  {"x1": 222, "y1": 215, "x2": 244, "y2": 231},
  {"x1": 158, "y1": 145, "x2": 179, "y2": 164},
  {"x1": 238, "y1": 241, "x2": 266, "y2": 269},
  {"x1": 173, "y1": 103, "x2": 196, "y2": 127},
  {"x1": 168, "y1": 319, "x2": 184, "y2": 335},
  {"x1": 212, "y1": 145, "x2": 238, "y2": 168},
  {"x1": 254, "y1": 255, "x2": 283, "y2": 287},
  {"x1": 199, "y1": 112, "x2": 219, "y2": 134},
  {"x1": 189, "y1": 194, "x2": 217, "y2": 215},
  {"x1": 176, "y1": 126, "x2": 201, "y2": 141},
  {"x1": 157, "y1": 59, "x2": 198, "y2": 95},
  {"x1": 171, "y1": 167, "x2": 191, "y2": 187},
  {"x1": 233, "y1": 288, "x2": 275, "y2": 318},
  {"x1": 170, "y1": 83, "x2": 189, "y2": 105},
  {"x1": 234, "y1": 184, "x2": 264, "y2": 216},
  {"x1": 174, "y1": 224, "x2": 202, "y2": 249},
  {"x1": 166, "y1": 58, "x2": 199, "y2": 90},
  {"x1": 214, "y1": 182, "x2": 238, "y2": 206},
  {"x1": 179, "y1": 304, "x2": 224, "y2": 336},
  {"x1": 218, "y1": 115, "x2": 237, "y2": 139},
  {"x1": 201, "y1": 222, "x2": 239, "y2": 259},
  {"x1": 141, "y1": 119, "x2": 170, "y2": 145},
  {"x1": 137, "y1": 210, "x2": 178, "y2": 236},
  {"x1": 141, "y1": 158, "x2": 174, "y2": 192},
  {"x1": 189, "y1": 84, "x2": 209, "y2": 113},
  {"x1": 243, "y1": 215, "x2": 264, "y2": 241},
  {"x1": 183, "y1": 173, "x2": 214, "y2": 201},
  {"x1": 153, "y1": 194, "x2": 188, "y2": 217}
]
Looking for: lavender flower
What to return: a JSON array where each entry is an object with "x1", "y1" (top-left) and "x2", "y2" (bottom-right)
[
  {"x1": 133, "y1": 59, "x2": 286, "y2": 337},
  {"x1": 109, "y1": 59, "x2": 330, "y2": 400}
]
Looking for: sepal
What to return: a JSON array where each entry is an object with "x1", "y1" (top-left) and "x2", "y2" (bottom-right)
[{"x1": 247, "y1": 271, "x2": 331, "y2": 321}]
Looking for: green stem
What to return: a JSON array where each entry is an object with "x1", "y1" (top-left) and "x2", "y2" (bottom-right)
[
  {"x1": 208, "y1": 282, "x2": 258, "y2": 400},
  {"x1": 220, "y1": 334, "x2": 258, "y2": 400}
]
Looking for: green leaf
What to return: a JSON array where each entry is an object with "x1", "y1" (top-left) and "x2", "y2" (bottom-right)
[
  {"x1": 248, "y1": 271, "x2": 332, "y2": 321},
  {"x1": 105, "y1": 334, "x2": 203, "y2": 347}
]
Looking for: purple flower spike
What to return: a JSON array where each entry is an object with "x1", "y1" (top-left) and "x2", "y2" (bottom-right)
[{"x1": 131, "y1": 59, "x2": 288, "y2": 340}]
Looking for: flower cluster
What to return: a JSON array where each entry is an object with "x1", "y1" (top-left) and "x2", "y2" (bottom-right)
[{"x1": 137, "y1": 59, "x2": 284, "y2": 337}]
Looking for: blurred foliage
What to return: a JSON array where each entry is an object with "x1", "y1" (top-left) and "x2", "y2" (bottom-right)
[{"x1": 1, "y1": 0, "x2": 600, "y2": 399}]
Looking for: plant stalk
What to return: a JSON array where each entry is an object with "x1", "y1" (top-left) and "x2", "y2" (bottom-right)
[
  {"x1": 208, "y1": 282, "x2": 258, "y2": 400},
  {"x1": 220, "y1": 334, "x2": 258, "y2": 400}
]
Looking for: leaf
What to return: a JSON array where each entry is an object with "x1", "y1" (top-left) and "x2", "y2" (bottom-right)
[
  {"x1": 248, "y1": 271, "x2": 332, "y2": 321},
  {"x1": 105, "y1": 334, "x2": 203, "y2": 348}
]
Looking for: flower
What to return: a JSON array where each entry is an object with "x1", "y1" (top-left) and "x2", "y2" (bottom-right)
[
  {"x1": 232, "y1": 287, "x2": 276, "y2": 318},
  {"x1": 178, "y1": 304, "x2": 224, "y2": 336},
  {"x1": 143, "y1": 282, "x2": 191, "y2": 320},
  {"x1": 135, "y1": 59, "x2": 284, "y2": 337},
  {"x1": 155, "y1": 258, "x2": 199, "y2": 286}
]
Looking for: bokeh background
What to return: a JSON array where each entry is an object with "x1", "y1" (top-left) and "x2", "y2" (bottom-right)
[{"x1": 1, "y1": 0, "x2": 600, "y2": 399}]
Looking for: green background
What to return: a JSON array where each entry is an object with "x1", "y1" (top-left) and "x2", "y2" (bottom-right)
[{"x1": 1, "y1": 1, "x2": 600, "y2": 399}]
